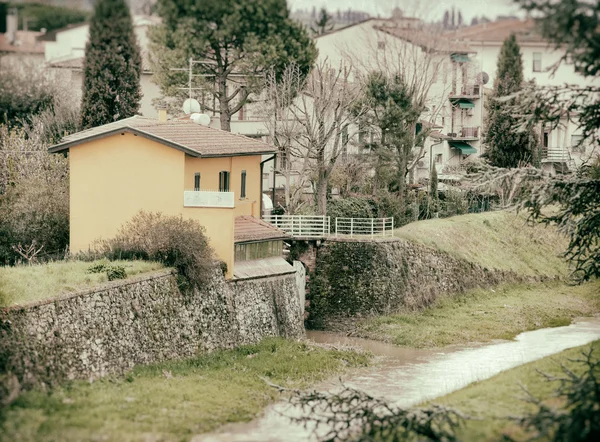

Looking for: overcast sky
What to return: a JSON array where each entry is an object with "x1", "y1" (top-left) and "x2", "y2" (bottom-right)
[{"x1": 289, "y1": 0, "x2": 524, "y2": 23}]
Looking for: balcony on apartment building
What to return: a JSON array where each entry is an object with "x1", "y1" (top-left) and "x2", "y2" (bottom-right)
[
  {"x1": 449, "y1": 84, "x2": 481, "y2": 99},
  {"x1": 183, "y1": 190, "x2": 235, "y2": 208},
  {"x1": 447, "y1": 126, "x2": 480, "y2": 141},
  {"x1": 541, "y1": 147, "x2": 571, "y2": 163}
]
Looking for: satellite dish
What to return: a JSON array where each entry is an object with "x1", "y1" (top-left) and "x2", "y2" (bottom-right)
[
  {"x1": 183, "y1": 98, "x2": 201, "y2": 114},
  {"x1": 476, "y1": 71, "x2": 490, "y2": 85},
  {"x1": 190, "y1": 113, "x2": 211, "y2": 126}
]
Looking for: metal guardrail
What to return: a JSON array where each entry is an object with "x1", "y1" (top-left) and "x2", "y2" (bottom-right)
[
  {"x1": 264, "y1": 215, "x2": 331, "y2": 237},
  {"x1": 335, "y1": 217, "x2": 394, "y2": 238},
  {"x1": 541, "y1": 147, "x2": 571, "y2": 162},
  {"x1": 264, "y1": 215, "x2": 394, "y2": 238}
]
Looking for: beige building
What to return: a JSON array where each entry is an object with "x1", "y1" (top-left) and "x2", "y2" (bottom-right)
[{"x1": 49, "y1": 114, "x2": 280, "y2": 278}]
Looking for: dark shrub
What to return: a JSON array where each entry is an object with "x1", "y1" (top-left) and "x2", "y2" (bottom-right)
[{"x1": 95, "y1": 211, "x2": 215, "y2": 291}]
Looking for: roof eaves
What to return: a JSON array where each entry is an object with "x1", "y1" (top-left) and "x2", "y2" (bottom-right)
[{"x1": 48, "y1": 126, "x2": 202, "y2": 157}]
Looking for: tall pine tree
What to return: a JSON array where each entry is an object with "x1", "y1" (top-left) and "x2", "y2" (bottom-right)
[
  {"x1": 484, "y1": 34, "x2": 537, "y2": 168},
  {"x1": 80, "y1": 0, "x2": 142, "y2": 129}
]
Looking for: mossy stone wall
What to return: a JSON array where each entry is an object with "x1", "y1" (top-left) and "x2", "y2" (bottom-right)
[
  {"x1": 307, "y1": 238, "x2": 522, "y2": 328},
  {"x1": 0, "y1": 269, "x2": 303, "y2": 403}
]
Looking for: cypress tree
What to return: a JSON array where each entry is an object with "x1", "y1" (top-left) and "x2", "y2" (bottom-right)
[
  {"x1": 80, "y1": 0, "x2": 142, "y2": 129},
  {"x1": 484, "y1": 34, "x2": 537, "y2": 168}
]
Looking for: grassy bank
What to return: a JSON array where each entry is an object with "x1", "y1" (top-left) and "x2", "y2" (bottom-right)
[
  {"x1": 431, "y1": 340, "x2": 599, "y2": 441},
  {"x1": 0, "y1": 260, "x2": 165, "y2": 307},
  {"x1": 395, "y1": 210, "x2": 568, "y2": 278},
  {"x1": 355, "y1": 281, "x2": 600, "y2": 348},
  {"x1": 0, "y1": 338, "x2": 370, "y2": 441}
]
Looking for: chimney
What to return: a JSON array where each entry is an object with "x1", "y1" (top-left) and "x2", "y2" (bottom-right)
[
  {"x1": 157, "y1": 107, "x2": 168, "y2": 122},
  {"x1": 6, "y1": 8, "x2": 18, "y2": 45}
]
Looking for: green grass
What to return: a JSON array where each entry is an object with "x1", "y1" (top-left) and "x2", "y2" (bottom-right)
[
  {"x1": 395, "y1": 210, "x2": 568, "y2": 277},
  {"x1": 430, "y1": 340, "x2": 600, "y2": 441},
  {"x1": 0, "y1": 260, "x2": 165, "y2": 307},
  {"x1": 0, "y1": 338, "x2": 370, "y2": 442},
  {"x1": 355, "y1": 281, "x2": 600, "y2": 348}
]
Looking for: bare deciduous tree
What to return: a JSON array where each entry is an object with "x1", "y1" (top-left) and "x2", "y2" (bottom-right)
[
  {"x1": 288, "y1": 60, "x2": 365, "y2": 215},
  {"x1": 261, "y1": 64, "x2": 311, "y2": 214}
]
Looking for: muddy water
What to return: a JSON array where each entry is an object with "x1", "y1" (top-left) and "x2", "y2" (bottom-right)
[{"x1": 196, "y1": 317, "x2": 600, "y2": 442}]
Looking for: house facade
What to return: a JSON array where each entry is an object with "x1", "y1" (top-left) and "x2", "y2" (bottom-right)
[
  {"x1": 449, "y1": 19, "x2": 600, "y2": 174},
  {"x1": 49, "y1": 113, "x2": 281, "y2": 278},
  {"x1": 314, "y1": 17, "x2": 482, "y2": 181}
]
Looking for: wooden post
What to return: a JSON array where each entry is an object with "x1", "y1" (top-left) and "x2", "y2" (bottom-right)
[{"x1": 371, "y1": 218, "x2": 374, "y2": 239}]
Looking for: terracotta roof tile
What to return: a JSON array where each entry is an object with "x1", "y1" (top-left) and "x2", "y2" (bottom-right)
[
  {"x1": 0, "y1": 31, "x2": 45, "y2": 54},
  {"x1": 49, "y1": 116, "x2": 277, "y2": 157},
  {"x1": 234, "y1": 216, "x2": 289, "y2": 243},
  {"x1": 376, "y1": 26, "x2": 474, "y2": 53},
  {"x1": 447, "y1": 19, "x2": 544, "y2": 44}
]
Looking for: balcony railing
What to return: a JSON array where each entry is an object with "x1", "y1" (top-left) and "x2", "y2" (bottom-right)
[
  {"x1": 541, "y1": 147, "x2": 571, "y2": 163},
  {"x1": 183, "y1": 190, "x2": 235, "y2": 208},
  {"x1": 450, "y1": 84, "x2": 480, "y2": 98},
  {"x1": 263, "y1": 215, "x2": 394, "y2": 238},
  {"x1": 447, "y1": 127, "x2": 479, "y2": 139}
]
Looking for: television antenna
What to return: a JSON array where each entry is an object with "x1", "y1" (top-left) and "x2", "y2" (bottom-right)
[{"x1": 170, "y1": 57, "x2": 217, "y2": 114}]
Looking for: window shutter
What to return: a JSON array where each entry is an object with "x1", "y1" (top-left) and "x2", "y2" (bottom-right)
[
  {"x1": 194, "y1": 173, "x2": 200, "y2": 191},
  {"x1": 241, "y1": 170, "x2": 247, "y2": 198}
]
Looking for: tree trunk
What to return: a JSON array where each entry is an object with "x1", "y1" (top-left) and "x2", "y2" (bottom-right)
[
  {"x1": 217, "y1": 77, "x2": 231, "y2": 132},
  {"x1": 316, "y1": 170, "x2": 328, "y2": 216}
]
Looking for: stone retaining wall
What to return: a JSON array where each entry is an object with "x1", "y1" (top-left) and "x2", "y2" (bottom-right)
[
  {"x1": 307, "y1": 237, "x2": 529, "y2": 328},
  {"x1": 0, "y1": 269, "x2": 303, "y2": 402}
]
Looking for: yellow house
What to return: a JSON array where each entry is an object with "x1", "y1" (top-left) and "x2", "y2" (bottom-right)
[{"x1": 49, "y1": 115, "x2": 280, "y2": 278}]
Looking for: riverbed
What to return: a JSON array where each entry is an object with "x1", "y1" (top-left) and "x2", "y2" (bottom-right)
[{"x1": 197, "y1": 317, "x2": 600, "y2": 442}]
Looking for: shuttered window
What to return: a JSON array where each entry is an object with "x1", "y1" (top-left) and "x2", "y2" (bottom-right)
[
  {"x1": 241, "y1": 170, "x2": 247, "y2": 198},
  {"x1": 194, "y1": 173, "x2": 200, "y2": 191},
  {"x1": 219, "y1": 171, "x2": 230, "y2": 192}
]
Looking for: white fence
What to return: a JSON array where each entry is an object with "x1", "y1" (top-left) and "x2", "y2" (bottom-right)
[
  {"x1": 264, "y1": 215, "x2": 394, "y2": 238},
  {"x1": 335, "y1": 217, "x2": 394, "y2": 238},
  {"x1": 264, "y1": 215, "x2": 331, "y2": 237}
]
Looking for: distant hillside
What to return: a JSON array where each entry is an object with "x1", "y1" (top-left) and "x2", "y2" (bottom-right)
[{"x1": 395, "y1": 210, "x2": 569, "y2": 278}]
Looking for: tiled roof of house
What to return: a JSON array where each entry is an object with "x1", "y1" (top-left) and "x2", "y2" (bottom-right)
[
  {"x1": 376, "y1": 26, "x2": 474, "y2": 53},
  {"x1": 234, "y1": 216, "x2": 289, "y2": 243},
  {"x1": 447, "y1": 19, "x2": 545, "y2": 44},
  {"x1": 49, "y1": 116, "x2": 277, "y2": 157},
  {"x1": 47, "y1": 52, "x2": 152, "y2": 72},
  {"x1": 0, "y1": 31, "x2": 45, "y2": 54}
]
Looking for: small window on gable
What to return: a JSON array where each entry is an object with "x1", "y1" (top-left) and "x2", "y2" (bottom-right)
[
  {"x1": 378, "y1": 41, "x2": 386, "y2": 50},
  {"x1": 533, "y1": 52, "x2": 542, "y2": 72},
  {"x1": 240, "y1": 170, "x2": 247, "y2": 198},
  {"x1": 435, "y1": 154, "x2": 443, "y2": 165},
  {"x1": 194, "y1": 173, "x2": 200, "y2": 191},
  {"x1": 219, "y1": 171, "x2": 230, "y2": 192}
]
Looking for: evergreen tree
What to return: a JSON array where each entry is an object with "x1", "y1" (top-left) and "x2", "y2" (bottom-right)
[
  {"x1": 311, "y1": 7, "x2": 334, "y2": 35},
  {"x1": 443, "y1": 10, "x2": 450, "y2": 29},
  {"x1": 80, "y1": 0, "x2": 142, "y2": 129},
  {"x1": 484, "y1": 34, "x2": 537, "y2": 168},
  {"x1": 451, "y1": 7, "x2": 456, "y2": 28},
  {"x1": 151, "y1": 0, "x2": 316, "y2": 132},
  {"x1": 471, "y1": 16, "x2": 479, "y2": 26},
  {"x1": 457, "y1": 10, "x2": 463, "y2": 27}
]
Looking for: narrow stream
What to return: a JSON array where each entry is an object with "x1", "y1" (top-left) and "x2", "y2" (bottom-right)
[{"x1": 197, "y1": 317, "x2": 600, "y2": 442}]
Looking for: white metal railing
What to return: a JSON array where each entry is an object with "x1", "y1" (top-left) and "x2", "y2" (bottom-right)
[
  {"x1": 335, "y1": 217, "x2": 394, "y2": 238},
  {"x1": 541, "y1": 147, "x2": 571, "y2": 162},
  {"x1": 264, "y1": 215, "x2": 394, "y2": 238},
  {"x1": 264, "y1": 215, "x2": 330, "y2": 237},
  {"x1": 183, "y1": 190, "x2": 234, "y2": 208}
]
